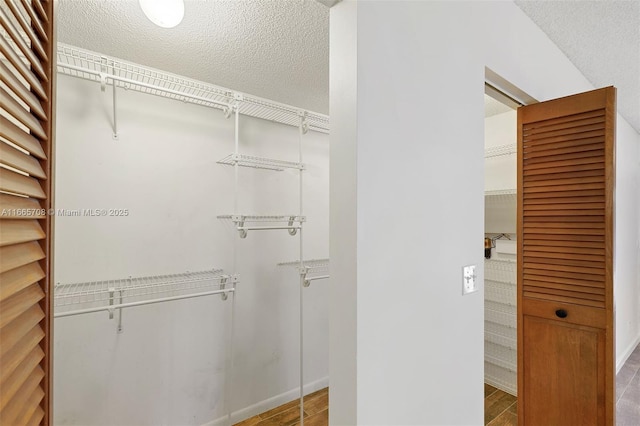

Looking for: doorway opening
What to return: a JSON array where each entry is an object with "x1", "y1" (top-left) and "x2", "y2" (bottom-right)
[{"x1": 483, "y1": 82, "x2": 520, "y2": 425}]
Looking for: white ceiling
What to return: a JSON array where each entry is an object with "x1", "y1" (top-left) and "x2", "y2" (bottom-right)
[
  {"x1": 56, "y1": 1, "x2": 639, "y2": 132},
  {"x1": 514, "y1": 0, "x2": 640, "y2": 133},
  {"x1": 56, "y1": 0, "x2": 330, "y2": 114}
]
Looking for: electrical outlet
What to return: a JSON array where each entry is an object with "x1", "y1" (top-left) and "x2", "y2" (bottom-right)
[{"x1": 462, "y1": 265, "x2": 477, "y2": 295}]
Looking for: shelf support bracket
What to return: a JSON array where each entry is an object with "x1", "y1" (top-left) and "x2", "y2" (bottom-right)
[
  {"x1": 222, "y1": 91, "x2": 235, "y2": 118},
  {"x1": 220, "y1": 276, "x2": 228, "y2": 301},
  {"x1": 237, "y1": 216, "x2": 247, "y2": 239},
  {"x1": 99, "y1": 56, "x2": 119, "y2": 140},
  {"x1": 288, "y1": 216, "x2": 298, "y2": 236},
  {"x1": 107, "y1": 283, "x2": 126, "y2": 333},
  {"x1": 299, "y1": 111, "x2": 309, "y2": 135},
  {"x1": 108, "y1": 286, "x2": 115, "y2": 319},
  {"x1": 300, "y1": 266, "x2": 311, "y2": 287},
  {"x1": 117, "y1": 289, "x2": 124, "y2": 333},
  {"x1": 112, "y1": 81, "x2": 119, "y2": 140}
]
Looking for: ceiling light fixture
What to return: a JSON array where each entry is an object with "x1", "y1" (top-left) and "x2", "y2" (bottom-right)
[{"x1": 139, "y1": 0, "x2": 184, "y2": 28}]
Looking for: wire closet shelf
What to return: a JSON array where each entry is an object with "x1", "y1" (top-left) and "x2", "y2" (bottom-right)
[
  {"x1": 217, "y1": 215, "x2": 306, "y2": 238},
  {"x1": 217, "y1": 154, "x2": 305, "y2": 172},
  {"x1": 485, "y1": 144, "x2": 516, "y2": 159},
  {"x1": 54, "y1": 269, "x2": 234, "y2": 318},
  {"x1": 278, "y1": 259, "x2": 329, "y2": 287},
  {"x1": 56, "y1": 43, "x2": 330, "y2": 134}
]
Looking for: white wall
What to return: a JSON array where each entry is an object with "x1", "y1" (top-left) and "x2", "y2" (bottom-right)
[
  {"x1": 484, "y1": 111, "x2": 517, "y2": 192},
  {"x1": 54, "y1": 75, "x2": 329, "y2": 425},
  {"x1": 328, "y1": 1, "x2": 358, "y2": 424},
  {"x1": 329, "y1": 1, "x2": 640, "y2": 424},
  {"x1": 614, "y1": 115, "x2": 640, "y2": 370},
  {"x1": 485, "y1": 110, "x2": 517, "y2": 234}
]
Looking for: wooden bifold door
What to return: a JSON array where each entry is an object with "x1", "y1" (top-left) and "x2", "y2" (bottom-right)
[
  {"x1": 517, "y1": 87, "x2": 615, "y2": 425},
  {"x1": 0, "y1": 0, "x2": 54, "y2": 424}
]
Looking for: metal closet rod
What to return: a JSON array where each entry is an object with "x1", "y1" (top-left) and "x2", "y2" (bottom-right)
[{"x1": 54, "y1": 287, "x2": 235, "y2": 318}]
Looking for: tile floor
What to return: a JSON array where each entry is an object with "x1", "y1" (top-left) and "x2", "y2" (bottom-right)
[
  {"x1": 616, "y1": 342, "x2": 640, "y2": 425},
  {"x1": 234, "y1": 343, "x2": 640, "y2": 426}
]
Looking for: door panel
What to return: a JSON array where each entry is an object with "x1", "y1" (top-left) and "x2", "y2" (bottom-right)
[
  {"x1": 0, "y1": 0, "x2": 54, "y2": 424},
  {"x1": 523, "y1": 315, "x2": 605, "y2": 426},
  {"x1": 518, "y1": 87, "x2": 615, "y2": 425}
]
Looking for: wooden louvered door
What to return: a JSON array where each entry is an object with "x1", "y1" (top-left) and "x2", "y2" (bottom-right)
[
  {"x1": 0, "y1": 0, "x2": 54, "y2": 425},
  {"x1": 518, "y1": 87, "x2": 615, "y2": 425}
]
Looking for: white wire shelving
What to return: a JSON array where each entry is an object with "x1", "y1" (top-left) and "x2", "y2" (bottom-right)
[
  {"x1": 485, "y1": 189, "x2": 517, "y2": 197},
  {"x1": 217, "y1": 154, "x2": 305, "y2": 172},
  {"x1": 56, "y1": 43, "x2": 330, "y2": 135},
  {"x1": 218, "y1": 99, "x2": 313, "y2": 424},
  {"x1": 217, "y1": 215, "x2": 306, "y2": 239},
  {"x1": 485, "y1": 144, "x2": 517, "y2": 159},
  {"x1": 54, "y1": 269, "x2": 235, "y2": 331},
  {"x1": 278, "y1": 258, "x2": 329, "y2": 287}
]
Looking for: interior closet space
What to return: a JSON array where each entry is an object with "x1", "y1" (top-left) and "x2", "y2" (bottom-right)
[
  {"x1": 51, "y1": 28, "x2": 330, "y2": 426},
  {"x1": 483, "y1": 92, "x2": 517, "y2": 405}
]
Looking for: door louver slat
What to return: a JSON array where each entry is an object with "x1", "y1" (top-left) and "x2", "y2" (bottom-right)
[
  {"x1": 0, "y1": 220, "x2": 46, "y2": 247},
  {"x1": 522, "y1": 267, "x2": 605, "y2": 282},
  {"x1": 0, "y1": 87, "x2": 48, "y2": 139},
  {"x1": 0, "y1": 263, "x2": 46, "y2": 302},
  {"x1": 0, "y1": 194, "x2": 46, "y2": 219},
  {"x1": 0, "y1": 116, "x2": 48, "y2": 159},
  {"x1": 0, "y1": 242, "x2": 46, "y2": 274},
  {"x1": 0, "y1": 169, "x2": 47, "y2": 199},
  {"x1": 27, "y1": 405, "x2": 45, "y2": 426},
  {"x1": 523, "y1": 152, "x2": 604, "y2": 167},
  {"x1": 0, "y1": 141, "x2": 48, "y2": 178},
  {"x1": 522, "y1": 109, "x2": 604, "y2": 129}
]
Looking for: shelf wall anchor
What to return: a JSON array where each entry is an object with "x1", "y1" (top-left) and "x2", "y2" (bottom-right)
[
  {"x1": 220, "y1": 276, "x2": 228, "y2": 301},
  {"x1": 108, "y1": 286, "x2": 115, "y2": 319},
  {"x1": 299, "y1": 111, "x2": 309, "y2": 135},
  {"x1": 117, "y1": 288, "x2": 124, "y2": 333},
  {"x1": 99, "y1": 56, "x2": 119, "y2": 139},
  {"x1": 301, "y1": 267, "x2": 311, "y2": 287},
  {"x1": 112, "y1": 81, "x2": 119, "y2": 140},
  {"x1": 237, "y1": 217, "x2": 247, "y2": 238},
  {"x1": 288, "y1": 216, "x2": 298, "y2": 236}
]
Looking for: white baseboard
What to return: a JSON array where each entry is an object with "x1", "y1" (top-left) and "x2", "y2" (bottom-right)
[
  {"x1": 617, "y1": 333, "x2": 640, "y2": 373},
  {"x1": 202, "y1": 376, "x2": 329, "y2": 426}
]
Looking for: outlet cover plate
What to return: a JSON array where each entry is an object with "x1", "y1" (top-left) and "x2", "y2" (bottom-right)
[{"x1": 462, "y1": 265, "x2": 477, "y2": 295}]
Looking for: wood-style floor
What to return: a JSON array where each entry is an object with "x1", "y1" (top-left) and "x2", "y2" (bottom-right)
[
  {"x1": 234, "y1": 388, "x2": 328, "y2": 426},
  {"x1": 235, "y1": 343, "x2": 640, "y2": 426},
  {"x1": 484, "y1": 384, "x2": 516, "y2": 425},
  {"x1": 234, "y1": 386, "x2": 515, "y2": 426}
]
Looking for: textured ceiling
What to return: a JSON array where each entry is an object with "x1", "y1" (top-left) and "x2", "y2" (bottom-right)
[
  {"x1": 56, "y1": 0, "x2": 330, "y2": 114},
  {"x1": 57, "y1": 1, "x2": 639, "y2": 132},
  {"x1": 485, "y1": 94, "x2": 514, "y2": 118},
  {"x1": 515, "y1": 0, "x2": 640, "y2": 132}
]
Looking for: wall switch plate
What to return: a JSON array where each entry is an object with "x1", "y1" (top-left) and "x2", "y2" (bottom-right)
[{"x1": 462, "y1": 265, "x2": 477, "y2": 295}]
